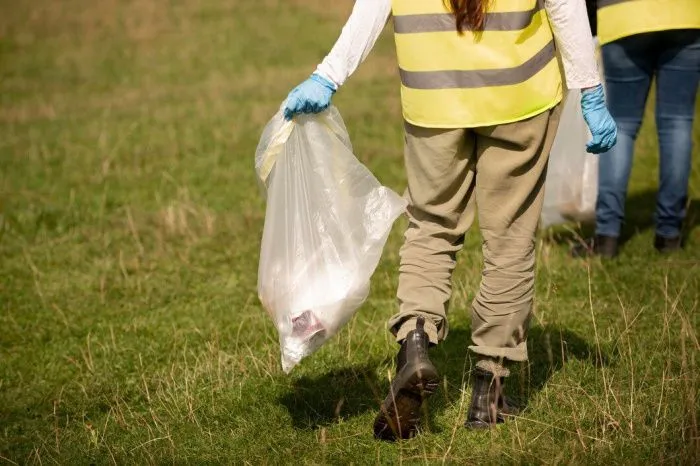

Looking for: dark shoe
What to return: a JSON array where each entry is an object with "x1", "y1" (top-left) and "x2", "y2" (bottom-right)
[
  {"x1": 499, "y1": 394, "x2": 520, "y2": 417},
  {"x1": 464, "y1": 368, "x2": 518, "y2": 429},
  {"x1": 373, "y1": 318, "x2": 439, "y2": 441},
  {"x1": 654, "y1": 234, "x2": 682, "y2": 253},
  {"x1": 570, "y1": 234, "x2": 619, "y2": 259}
]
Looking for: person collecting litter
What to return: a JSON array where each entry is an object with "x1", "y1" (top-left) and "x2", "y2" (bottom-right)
[
  {"x1": 283, "y1": 0, "x2": 617, "y2": 440},
  {"x1": 574, "y1": 0, "x2": 700, "y2": 258}
]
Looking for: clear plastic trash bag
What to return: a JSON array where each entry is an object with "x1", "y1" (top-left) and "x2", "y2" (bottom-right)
[
  {"x1": 255, "y1": 104, "x2": 406, "y2": 373},
  {"x1": 540, "y1": 87, "x2": 599, "y2": 228}
]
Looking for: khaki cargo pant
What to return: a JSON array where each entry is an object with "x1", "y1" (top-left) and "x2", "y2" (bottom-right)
[{"x1": 389, "y1": 104, "x2": 562, "y2": 362}]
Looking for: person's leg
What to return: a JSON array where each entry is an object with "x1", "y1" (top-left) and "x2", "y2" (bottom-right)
[
  {"x1": 388, "y1": 123, "x2": 478, "y2": 344},
  {"x1": 470, "y1": 104, "x2": 562, "y2": 364},
  {"x1": 465, "y1": 103, "x2": 561, "y2": 428},
  {"x1": 654, "y1": 29, "x2": 700, "y2": 247},
  {"x1": 375, "y1": 122, "x2": 478, "y2": 441},
  {"x1": 595, "y1": 35, "x2": 655, "y2": 239}
]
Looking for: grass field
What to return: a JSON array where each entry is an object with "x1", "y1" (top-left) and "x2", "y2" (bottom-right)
[{"x1": 1, "y1": 0, "x2": 699, "y2": 463}]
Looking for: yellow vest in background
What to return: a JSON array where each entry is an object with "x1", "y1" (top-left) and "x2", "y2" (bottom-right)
[
  {"x1": 597, "y1": 0, "x2": 700, "y2": 46},
  {"x1": 391, "y1": 0, "x2": 563, "y2": 128}
]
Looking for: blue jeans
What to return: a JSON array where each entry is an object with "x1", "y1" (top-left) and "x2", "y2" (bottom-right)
[{"x1": 596, "y1": 29, "x2": 700, "y2": 239}]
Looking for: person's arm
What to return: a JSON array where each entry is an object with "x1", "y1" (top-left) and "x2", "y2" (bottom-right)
[
  {"x1": 284, "y1": 0, "x2": 391, "y2": 119},
  {"x1": 546, "y1": 0, "x2": 616, "y2": 154},
  {"x1": 315, "y1": 0, "x2": 392, "y2": 88},
  {"x1": 545, "y1": 0, "x2": 600, "y2": 90}
]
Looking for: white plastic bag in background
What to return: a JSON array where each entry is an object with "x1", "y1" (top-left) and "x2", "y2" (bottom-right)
[
  {"x1": 255, "y1": 105, "x2": 406, "y2": 373},
  {"x1": 542, "y1": 39, "x2": 605, "y2": 228},
  {"x1": 540, "y1": 88, "x2": 599, "y2": 228}
]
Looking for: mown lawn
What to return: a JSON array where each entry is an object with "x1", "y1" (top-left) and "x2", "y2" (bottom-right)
[{"x1": 1, "y1": 0, "x2": 698, "y2": 463}]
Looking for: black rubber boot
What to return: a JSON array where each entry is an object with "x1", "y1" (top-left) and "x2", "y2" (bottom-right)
[
  {"x1": 498, "y1": 392, "x2": 520, "y2": 417},
  {"x1": 464, "y1": 368, "x2": 517, "y2": 429},
  {"x1": 654, "y1": 234, "x2": 682, "y2": 253},
  {"x1": 373, "y1": 317, "x2": 439, "y2": 441},
  {"x1": 571, "y1": 234, "x2": 619, "y2": 259}
]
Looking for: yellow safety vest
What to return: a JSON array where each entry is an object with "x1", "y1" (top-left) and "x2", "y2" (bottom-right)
[
  {"x1": 597, "y1": 0, "x2": 700, "y2": 46},
  {"x1": 392, "y1": 0, "x2": 563, "y2": 129}
]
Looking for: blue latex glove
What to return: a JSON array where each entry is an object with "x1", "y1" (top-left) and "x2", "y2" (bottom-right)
[
  {"x1": 283, "y1": 73, "x2": 336, "y2": 121},
  {"x1": 581, "y1": 84, "x2": 618, "y2": 154}
]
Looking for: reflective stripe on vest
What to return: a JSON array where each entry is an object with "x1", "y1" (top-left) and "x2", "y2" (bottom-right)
[
  {"x1": 393, "y1": 3, "x2": 544, "y2": 33},
  {"x1": 399, "y1": 40, "x2": 556, "y2": 89},
  {"x1": 597, "y1": 0, "x2": 700, "y2": 46},
  {"x1": 392, "y1": 0, "x2": 562, "y2": 128}
]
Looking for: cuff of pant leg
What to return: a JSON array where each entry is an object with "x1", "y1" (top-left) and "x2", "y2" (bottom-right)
[
  {"x1": 475, "y1": 357, "x2": 510, "y2": 378},
  {"x1": 394, "y1": 317, "x2": 439, "y2": 345},
  {"x1": 655, "y1": 231, "x2": 681, "y2": 239},
  {"x1": 468, "y1": 342, "x2": 528, "y2": 362},
  {"x1": 594, "y1": 229, "x2": 620, "y2": 238}
]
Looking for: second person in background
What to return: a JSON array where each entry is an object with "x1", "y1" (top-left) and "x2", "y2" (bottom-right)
[
  {"x1": 576, "y1": 0, "x2": 700, "y2": 258},
  {"x1": 284, "y1": 0, "x2": 616, "y2": 440}
]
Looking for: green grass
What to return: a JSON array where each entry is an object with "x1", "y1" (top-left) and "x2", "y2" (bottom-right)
[{"x1": 1, "y1": 0, "x2": 699, "y2": 463}]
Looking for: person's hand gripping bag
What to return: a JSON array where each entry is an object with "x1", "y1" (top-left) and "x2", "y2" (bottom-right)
[{"x1": 255, "y1": 104, "x2": 406, "y2": 373}]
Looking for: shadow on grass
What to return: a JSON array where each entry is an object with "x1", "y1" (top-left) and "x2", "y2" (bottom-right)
[
  {"x1": 425, "y1": 324, "x2": 610, "y2": 433},
  {"x1": 279, "y1": 323, "x2": 610, "y2": 434},
  {"x1": 545, "y1": 190, "x2": 700, "y2": 249},
  {"x1": 519, "y1": 324, "x2": 610, "y2": 395},
  {"x1": 278, "y1": 360, "x2": 389, "y2": 430}
]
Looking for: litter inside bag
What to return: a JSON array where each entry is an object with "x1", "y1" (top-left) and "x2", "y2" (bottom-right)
[
  {"x1": 541, "y1": 88, "x2": 599, "y2": 228},
  {"x1": 255, "y1": 104, "x2": 406, "y2": 373}
]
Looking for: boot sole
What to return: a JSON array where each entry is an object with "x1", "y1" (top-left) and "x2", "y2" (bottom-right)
[
  {"x1": 464, "y1": 418, "x2": 496, "y2": 429},
  {"x1": 373, "y1": 362, "x2": 439, "y2": 441}
]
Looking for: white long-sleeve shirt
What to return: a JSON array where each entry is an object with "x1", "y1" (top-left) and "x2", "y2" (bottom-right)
[{"x1": 315, "y1": 0, "x2": 600, "y2": 90}]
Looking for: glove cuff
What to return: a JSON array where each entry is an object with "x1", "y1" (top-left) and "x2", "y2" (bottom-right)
[
  {"x1": 580, "y1": 83, "x2": 605, "y2": 111},
  {"x1": 310, "y1": 73, "x2": 337, "y2": 93},
  {"x1": 581, "y1": 83, "x2": 603, "y2": 95}
]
